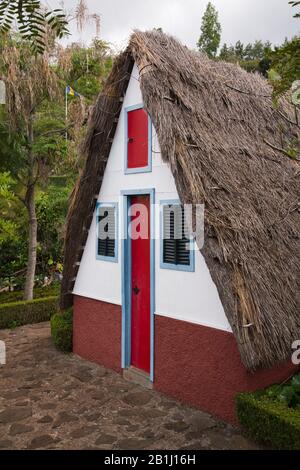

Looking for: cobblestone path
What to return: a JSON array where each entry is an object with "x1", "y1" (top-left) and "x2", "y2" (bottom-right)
[{"x1": 0, "y1": 323, "x2": 259, "y2": 450}]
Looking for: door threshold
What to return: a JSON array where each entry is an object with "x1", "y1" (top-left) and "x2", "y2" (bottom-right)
[{"x1": 123, "y1": 366, "x2": 153, "y2": 390}]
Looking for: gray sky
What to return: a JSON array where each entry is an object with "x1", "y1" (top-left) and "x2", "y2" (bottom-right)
[{"x1": 49, "y1": 0, "x2": 299, "y2": 51}]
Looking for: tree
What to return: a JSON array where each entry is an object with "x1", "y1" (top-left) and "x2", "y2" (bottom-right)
[
  {"x1": 0, "y1": 33, "x2": 63, "y2": 300},
  {"x1": 219, "y1": 43, "x2": 229, "y2": 60},
  {"x1": 266, "y1": 2, "x2": 299, "y2": 161},
  {"x1": 251, "y1": 40, "x2": 266, "y2": 60},
  {"x1": 234, "y1": 40, "x2": 244, "y2": 59},
  {"x1": 269, "y1": 38, "x2": 300, "y2": 98},
  {"x1": 0, "y1": 32, "x2": 113, "y2": 297},
  {"x1": 218, "y1": 39, "x2": 272, "y2": 76},
  {"x1": 0, "y1": 172, "x2": 18, "y2": 248},
  {"x1": 268, "y1": 3, "x2": 300, "y2": 99},
  {"x1": 197, "y1": 2, "x2": 221, "y2": 58},
  {"x1": 219, "y1": 43, "x2": 237, "y2": 62},
  {"x1": 0, "y1": 1, "x2": 114, "y2": 298},
  {"x1": 0, "y1": 0, "x2": 68, "y2": 53},
  {"x1": 36, "y1": 183, "x2": 70, "y2": 279},
  {"x1": 56, "y1": 38, "x2": 112, "y2": 167},
  {"x1": 243, "y1": 43, "x2": 253, "y2": 61}
]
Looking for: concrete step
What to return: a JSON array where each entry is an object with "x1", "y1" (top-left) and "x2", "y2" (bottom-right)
[{"x1": 123, "y1": 366, "x2": 153, "y2": 389}]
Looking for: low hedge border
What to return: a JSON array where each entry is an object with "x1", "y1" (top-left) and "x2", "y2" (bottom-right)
[
  {"x1": 236, "y1": 392, "x2": 300, "y2": 450},
  {"x1": 0, "y1": 284, "x2": 60, "y2": 305},
  {"x1": 0, "y1": 296, "x2": 58, "y2": 329}
]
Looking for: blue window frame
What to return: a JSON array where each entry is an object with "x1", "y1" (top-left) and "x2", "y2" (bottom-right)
[
  {"x1": 96, "y1": 202, "x2": 118, "y2": 263},
  {"x1": 160, "y1": 200, "x2": 195, "y2": 272},
  {"x1": 124, "y1": 103, "x2": 152, "y2": 174}
]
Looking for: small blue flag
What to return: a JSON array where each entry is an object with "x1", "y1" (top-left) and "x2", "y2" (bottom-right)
[{"x1": 66, "y1": 85, "x2": 80, "y2": 97}]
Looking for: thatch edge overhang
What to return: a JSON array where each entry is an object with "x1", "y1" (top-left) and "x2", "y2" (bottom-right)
[
  {"x1": 61, "y1": 30, "x2": 300, "y2": 371},
  {"x1": 60, "y1": 48, "x2": 134, "y2": 310}
]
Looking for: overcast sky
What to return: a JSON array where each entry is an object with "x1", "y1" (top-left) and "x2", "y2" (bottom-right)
[{"x1": 49, "y1": 0, "x2": 299, "y2": 51}]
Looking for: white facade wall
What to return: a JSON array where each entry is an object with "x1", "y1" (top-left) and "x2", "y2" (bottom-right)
[{"x1": 73, "y1": 64, "x2": 232, "y2": 333}]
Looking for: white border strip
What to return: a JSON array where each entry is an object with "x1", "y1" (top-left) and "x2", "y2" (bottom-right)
[
  {"x1": 72, "y1": 292, "x2": 122, "y2": 307},
  {"x1": 155, "y1": 311, "x2": 233, "y2": 333}
]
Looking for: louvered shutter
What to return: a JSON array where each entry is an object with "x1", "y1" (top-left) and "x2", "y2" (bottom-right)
[
  {"x1": 163, "y1": 205, "x2": 190, "y2": 266},
  {"x1": 97, "y1": 206, "x2": 116, "y2": 258}
]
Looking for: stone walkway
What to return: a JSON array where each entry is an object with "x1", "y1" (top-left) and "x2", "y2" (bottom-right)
[{"x1": 0, "y1": 322, "x2": 259, "y2": 450}]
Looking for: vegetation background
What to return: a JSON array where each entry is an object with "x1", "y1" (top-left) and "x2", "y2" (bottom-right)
[{"x1": 0, "y1": 0, "x2": 298, "y2": 301}]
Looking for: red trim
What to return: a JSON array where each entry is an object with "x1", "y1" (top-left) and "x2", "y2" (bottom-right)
[
  {"x1": 154, "y1": 315, "x2": 299, "y2": 425},
  {"x1": 73, "y1": 295, "x2": 121, "y2": 372}
]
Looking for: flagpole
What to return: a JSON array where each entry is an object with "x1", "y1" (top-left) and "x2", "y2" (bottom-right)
[{"x1": 65, "y1": 86, "x2": 68, "y2": 142}]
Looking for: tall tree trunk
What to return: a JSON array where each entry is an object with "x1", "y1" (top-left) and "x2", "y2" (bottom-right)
[
  {"x1": 23, "y1": 114, "x2": 37, "y2": 301},
  {"x1": 24, "y1": 184, "x2": 37, "y2": 301}
]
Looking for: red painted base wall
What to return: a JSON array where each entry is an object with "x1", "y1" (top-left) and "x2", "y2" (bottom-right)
[
  {"x1": 73, "y1": 295, "x2": 122, "y2": 373},
  {"x1": 154, "y1": 315, "x2": 299, "y2": 424},
  {"x1": 72, "y1": 295, "x2": 298, "y2": 425}
]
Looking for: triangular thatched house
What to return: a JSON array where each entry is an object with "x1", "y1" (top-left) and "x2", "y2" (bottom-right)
[{"x1": 61, "y1": 30, "x2": 299, "y2": 423}]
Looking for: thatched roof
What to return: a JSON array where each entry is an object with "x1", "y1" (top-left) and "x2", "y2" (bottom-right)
[{"x1": 61, "y1": 30, "x2": 300, "y2": 371}]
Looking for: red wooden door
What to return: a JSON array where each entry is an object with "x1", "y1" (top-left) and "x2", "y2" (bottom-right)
[
  {"x1": 130, "y1": 195, "x2": 151, "y2": 373},
  {"x1": 127, "y1": 108, "x2": 149, "y2": 169}
]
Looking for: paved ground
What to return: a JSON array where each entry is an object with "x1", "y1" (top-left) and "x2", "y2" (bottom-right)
[{"x1": 0, "y1": 322, "x2": 259, "y2": 450}]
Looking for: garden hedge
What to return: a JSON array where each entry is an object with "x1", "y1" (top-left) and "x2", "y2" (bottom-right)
[
  {"x1": 51, "y1": 309, "x2": 73, "y2": 353},
  {"x1": 0, "y1": 284, "x2": 60, "y2": 305},
  {"x1": 236, "y1": 392, "x2": 300, "y2": 450},
  {"x1": 0, "y1": 296, "x2": 58, "y2": 329}
]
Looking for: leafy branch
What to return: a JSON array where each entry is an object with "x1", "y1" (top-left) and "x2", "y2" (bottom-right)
[
  {"x1": 0, "y1": 0, "x2": 69, "y2": 53},
  {"x1": 289, "y1": 1, "x2": 300, "y2": 18}
]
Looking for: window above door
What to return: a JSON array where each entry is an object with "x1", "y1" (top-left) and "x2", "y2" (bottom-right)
[{"x1": 125, "y1": 104, "x2": 152, "y2": 174}]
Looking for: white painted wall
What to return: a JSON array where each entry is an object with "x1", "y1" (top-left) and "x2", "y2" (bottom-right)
[{"x1": 73, "y1": 63, "x2": 232, "y2": 333}]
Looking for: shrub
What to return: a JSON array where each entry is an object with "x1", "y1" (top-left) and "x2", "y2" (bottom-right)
[
  {"x1": 51, "y1": 309, "x2": 73, "y2": 353},
  {"x1": 274, "y1": 373, "x2": 300, "y2": 410},
  {"x1": 236, "y1": 391, "x2": 300, "y2": 450},
  {"x1": 0, "y1": 296, "x2": 58, "y2": 329}
]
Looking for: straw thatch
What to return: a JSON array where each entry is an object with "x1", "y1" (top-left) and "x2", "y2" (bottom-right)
[{"x1": 61, "y1": 30, "x2": 300, "y2": 371}]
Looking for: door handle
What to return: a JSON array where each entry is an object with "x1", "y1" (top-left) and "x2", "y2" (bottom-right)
[{"x1": 133, "y1": 286, "x2": 140, "y2": 295}]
